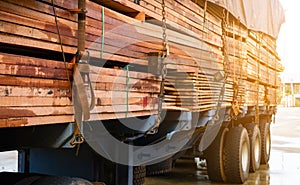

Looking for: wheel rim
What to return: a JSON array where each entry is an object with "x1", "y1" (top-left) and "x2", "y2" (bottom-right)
[
  {"x1": 266, "y1": 131, "x2": 271, "y2": 156},
  {"x1": 241, "y1": 140, "x2": 249, "y2": 172},
  {"x1": 254, "y1": 135, "x2": 260, "y2": 163}
]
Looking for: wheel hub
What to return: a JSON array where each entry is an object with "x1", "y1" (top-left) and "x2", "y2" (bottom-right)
[{"x1": 241, "y1": 141, "x2": 249, "y2": 172}]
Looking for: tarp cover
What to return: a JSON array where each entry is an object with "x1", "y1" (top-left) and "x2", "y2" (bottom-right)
[{"x1": 207, "y1": 0, "x2": 285, "y2": 38}]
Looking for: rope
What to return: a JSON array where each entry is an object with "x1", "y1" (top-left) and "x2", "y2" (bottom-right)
[
  {"x1": 211, "y1": 8, "x2": 229, "y2": 123},
  {"x1": 100, "y1": 6, "x2": 105, "y2": 59},
  {"x1": 51, "y1": 0, "x2": 71, "y2": 89}
]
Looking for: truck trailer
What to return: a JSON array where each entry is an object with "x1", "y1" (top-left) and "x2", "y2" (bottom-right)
[{"x1": 0, "y1": 0, "x2": 284, "y2": 184}]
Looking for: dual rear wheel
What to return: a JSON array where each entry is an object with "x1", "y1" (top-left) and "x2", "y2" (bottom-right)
[
  {"x1": 260, "y1": 120, "x2": 271, "y2": 164},
  {"x1": 205, "y1": 120, "x2": 271, "y2": 183},
  {"x1": 204, "y1": 126, "x2": 250, "y2": 183},
  {"x1": 223, "y1": 126, "x2": 250, "y2": 183},
  {"x1": 245, "y1": 123, "x2": 261, "y2": 172}
]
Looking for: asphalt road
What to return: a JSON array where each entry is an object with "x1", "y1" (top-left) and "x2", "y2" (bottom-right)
[{"x1": 144, "y1": 107, "x2": 300, "y2": 185}]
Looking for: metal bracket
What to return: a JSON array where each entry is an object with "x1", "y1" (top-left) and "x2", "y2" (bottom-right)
[
  {"x1": 214, "y1": 71, "x2": 225, "y2": 82},
  {"x1": 148, "y1": 52, "x2": 163, "y2": 76},
  {"x1": 68, "y1": 8, "x2": 87, "y2": 14},
  {"x1": 133, "y1": 0, "x2": 141, "y2": 5}
]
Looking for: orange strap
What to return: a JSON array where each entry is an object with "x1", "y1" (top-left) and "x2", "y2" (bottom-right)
[{"x1": 73, "y1": 63, "x2": 91, "y2": 121}]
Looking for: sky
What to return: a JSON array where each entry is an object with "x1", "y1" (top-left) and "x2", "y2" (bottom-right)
[{"x1": 277, "y1": 0, "x2": 300, "y2": 82}]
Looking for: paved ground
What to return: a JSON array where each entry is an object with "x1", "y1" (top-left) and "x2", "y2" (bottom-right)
[
  {"x1": 144, "y1": 107, "x2": 300, "y2": 185},
  {"x1": 0, "y1": 107, "x2": 300, "y2": 185},
  {"x1": 0, "y1": 151, "x2": 17, "y2": 173}
]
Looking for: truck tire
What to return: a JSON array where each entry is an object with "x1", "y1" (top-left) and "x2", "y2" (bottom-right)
[
  {"x1": 260, "y1": 122, "x2": 271, "y2": 164},
  {"x1": 15, "y1": 176, "x2": 42, "y2": 185},
  {"x1": 146, "y1": 158, "x2": 173, "y2": 176},
  {"x1": 133, "y1": 166, "x2": 146, "y2": 185},
  {"x1": 31, "y1": 176, "x2": 93, "y2": 185},
  {"x1": 204, "y1": 127, "x2": 228, "y2": 182},
  {"x1": 224, "y1": 126, "x2": 250, "y2": 183},
  {"x1": 244, "y1": 123, "x2": 261, "y2": 172}
]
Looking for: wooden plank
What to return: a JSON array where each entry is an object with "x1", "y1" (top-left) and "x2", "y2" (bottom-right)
[
  {"x1": 96, "y1": 97, "x2": 158, "y2": 106},
  {"x1": 0, "y1": 102, "x2": 157, "y2": 119},
  {"x1": 0, "y1": 95, "x2": 160, "y2": 107},
  {"x1": 0, "y1": 86, "x2": 69, "y2": 97},
  {"x1": 94, "y1": 90, "x2": 154, "y2": 98},
  {"x1": 0, "y1": 75, "x2": 70, "y2": 89},
  {"x1": 0, "y1": 96, "x2": 71, "y2": 107},
  {"x1": 0, "y1": 33, "x2": 76, "y2": 54},
  {"x1": 0, "y1": 106, "x2": 74, "y2": 119},
  {"x1": 0, "y1": 63, "x2": 72, "y2": 79},
  {"x1": 0, "y1": 52, "x2": 73, "y2": 69},
  {"x1": 0, "y1": 115, "x2": 73, "y2": 127},
  {"x1": 0, "y1": 109, "x2": 161, "y2": 128}
]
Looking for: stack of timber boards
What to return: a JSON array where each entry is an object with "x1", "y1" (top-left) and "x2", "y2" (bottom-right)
[
  {"x1": 0, "y1": 0, "x2": 226, "y2": 127},
  {"x1": 0, "y1": 52, "x2": 160, "y2": 127},
  {"x1": 121, "y1": 0, "x2": 237, "y2": 111},
  {"x1": 219, "y1": 13, "x2": 282, "y2": 107},
  {"x1": 245, "y1": 31, "x2": 283, "y2": 106},
  {"x1": 0, "y1": 0, "x2": 283, "y2": 128},
  {"x1": 193, "y1": 1, "x2": 283, "y2": 107},
  {"x1": 224, "y1": 18, "x2": 248, "y2": 109}
]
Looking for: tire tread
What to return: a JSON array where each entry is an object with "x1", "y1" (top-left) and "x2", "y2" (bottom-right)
[{"x1": 224, "y1": 126, "x2": 250, "y2": 183}]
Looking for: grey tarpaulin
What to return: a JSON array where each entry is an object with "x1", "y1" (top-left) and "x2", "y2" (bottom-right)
[{"x1": 208, "y1": 0, "x2": 285, "y2": 38}]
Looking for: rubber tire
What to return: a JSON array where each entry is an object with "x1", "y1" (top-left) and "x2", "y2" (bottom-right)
[
  {"x1": 15, "y1": 176, "x2": 42, "y2": 185},
  {"x1": 260, "y1": 121, "x2": 271, "y2": 164},
  {"x1": 133, "y1": 166, "x2": 146, "y2": 185},
  {"x1": 244, "y1": 123, "x2": 261, "y2": 172},
  {"x1": 204, "y1": 127, "x2": 228, "y2": 182},
  {"x1": 31, "y1": 176, "x2": 93, "y2": 185},
  {"x1": 146, "y1": 158, "x2": 173, "y2": 176},
  {"x1": 224, "y1": 126, "x2": 250, "y2": 183}
]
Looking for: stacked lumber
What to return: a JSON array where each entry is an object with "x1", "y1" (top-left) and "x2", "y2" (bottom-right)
[
  {"x1": 132, "y1": 0, "x2": 238, "y2": 111},
  {"x1": 245, "y1": 31, "x2": 283, "y2": 106},
  {"x1": 125, "y1": 0, "x2": 223, "y2": 46},
  {"x1": 164, "y1": 70, "x2": 233, "y2": 112},
  {"x1": 223, "y1": 18, "x2": 248, "y2": 109},
  {"x1": 0, "y1": 0, "x2": 283, "y2": 128},
  {"x1": 202, "y1": 3, "x2": 283, "y2": 107},
  {"x1": 0, "y1": 52, "x2": 160, "y2": 127},
  {"x1": 88, "y1": 0, "x2": 229, "y2": 111},
  {"x1": 0, "y1": 0, "x2": 225, "y2": 127}
]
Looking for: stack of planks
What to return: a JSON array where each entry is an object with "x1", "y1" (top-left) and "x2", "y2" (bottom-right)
[
  {"x1": 245, "y1": 31, "x2": 283, "y2": 106},
  {"x1": 0, "y1": 0, "x2": 283, "y2": 128},
  {"x1": 0, "y1": 52, "x2": 160, "y2": 127},
  {"x1": 0, "y1": 0, "x2": 224, "y2": 126},
  {"x1": 0, "y1": 0, "x2": 164, "y2": 127}
]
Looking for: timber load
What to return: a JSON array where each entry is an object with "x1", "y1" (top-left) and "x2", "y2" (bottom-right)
[{"x1": 0, "y1": 0, "x2": 283, "y2": 128}]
